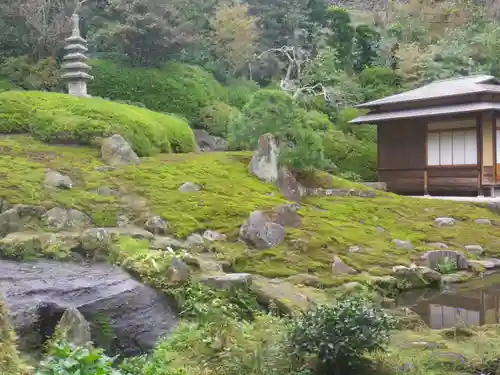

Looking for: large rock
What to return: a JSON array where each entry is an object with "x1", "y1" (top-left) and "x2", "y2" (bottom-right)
[
  {"x1": 239, "y1": 204, "x2": 301, "y2": 249},
  {"x1": 416, "y1": 250, "x2": 470, "y2": 270},
  {"x1": 248, "y1": 133, "x2": 280, "y2": 183},
  {"x1": 55, "y1": 307, "x2": 91, "y2": 346},
  {"x1": 44, "y1": 170, "x2": 73, "y2": 189},
  {"x1": 331, "y1": 256, "x2": 357, "y2": 275},
  {"x1": 200, "y1": 273, "x2": 252, "y2": 291},
  {"x1": 0, "y1": 209, "x2": 22, "y2": 237},
  {"x1": 392, "y1": 265, "x2": 442, "y2": 289},
  {"x1": 0, "y1": 260, "x2": 178, "y2": 357},
  {"x1": 277, "y1": 167, "x2": 305, "y2": 202},
  {"x1": 43, "y1": 208, "x2": 92, "y2": 230},
  {"x1": 101, "y1": 135, "x2": 140, "y2": 167},
  {"x1": 194, "y1": 129, "x2": 228, "y2": 152},
  {"x1": 144, "y1": 216, "x2": 168, "y2": 235}
]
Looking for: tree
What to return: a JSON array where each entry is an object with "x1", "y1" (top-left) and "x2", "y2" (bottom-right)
[
  {"x1": 210, "y1": 3, "x2": 260, "y2": 75},
  {"x1": 93, "y1": 0, "x2": 193, "y2": 67},
  {"x1": 0, "y1": 0, "x2": 77, "y2": 60},
  {"x1": 353, "y1": 24, "x2": 380, "y2": 73},
  {"x1": 325, "y1": 7, "x2": 354, "y2": 71}
]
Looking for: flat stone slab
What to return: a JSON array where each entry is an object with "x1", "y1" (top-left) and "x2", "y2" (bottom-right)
[{"x1": 468, "y1": 258, "x2": 500, "y2": 270}]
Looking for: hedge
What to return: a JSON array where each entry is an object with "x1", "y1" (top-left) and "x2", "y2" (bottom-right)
[
  {"x1": 89, "y1": 60, "x2": 227, "y2": 125},
  {"x1": 0, "y1": 91, "x2": 196, "y2": 156}
]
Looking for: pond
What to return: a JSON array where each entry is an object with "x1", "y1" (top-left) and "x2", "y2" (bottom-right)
[{"x1": 397, "y1": 272, "x2": 500, "y2": 329}]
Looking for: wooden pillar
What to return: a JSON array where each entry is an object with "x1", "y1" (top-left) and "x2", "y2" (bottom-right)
[
  {"x1": 493, "y1": 112, "x2": 497, "y2": 184},
  {"x1": 424, "y1": 123, "x2": 429, "y2": 195},
  {"x1": 477, "y1": 114, "x2": 484, "y2": 196}
]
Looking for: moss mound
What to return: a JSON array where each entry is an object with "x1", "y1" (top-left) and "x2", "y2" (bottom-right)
[
  {"x1": 89, "y1": 60, "x2": 227, "y2": 124},
  {"x1": 2, "y1": 135, "x2": 500, "y2": 288},
  {"x1": 0, "y1": 91, "x2": 196, "y2": 156}
]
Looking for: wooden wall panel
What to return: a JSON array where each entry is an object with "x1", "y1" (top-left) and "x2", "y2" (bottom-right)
[
  {"x1": 378, "y1": 170, "x2": 425, "y2": 195},
  {"x1": 378, "y1": 122, "x2": 426, "y2": 193},
  {"x1": 427, "y1": 166, "x2": 478, "y2": 194}
]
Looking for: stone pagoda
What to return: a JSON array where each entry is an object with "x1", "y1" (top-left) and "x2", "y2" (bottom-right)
[{"x1": 61, "y1": 13, "x2": 93, "y2": 97}]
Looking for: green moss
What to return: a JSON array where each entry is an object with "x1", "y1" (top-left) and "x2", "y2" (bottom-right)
[
  {"x1": 0, "y1": 91, "x2": 196, "y2": 156},
  {"x1": 2, "y1": 135, "x2": 500, "y2": 289},
  {"x1": 374, "y1": 325, "x2": 500, "y2": 375}
]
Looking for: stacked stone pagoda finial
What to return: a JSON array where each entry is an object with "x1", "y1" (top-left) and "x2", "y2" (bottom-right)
[{"x1": 61, "y1": 13, "x2": 93, "y2": 97}]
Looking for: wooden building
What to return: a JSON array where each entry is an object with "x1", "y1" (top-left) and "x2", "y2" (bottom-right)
[{"x1": 350, "y1": 75, "x2": 500, "y2": 196}]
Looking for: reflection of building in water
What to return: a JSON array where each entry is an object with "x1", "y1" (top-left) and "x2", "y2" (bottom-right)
[{"x1": 412, "y1": 291, "x2": 500, "y2": 329}]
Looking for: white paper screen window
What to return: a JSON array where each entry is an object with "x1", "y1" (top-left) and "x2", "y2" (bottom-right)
[{"x1": 427, "y1": 130, "x2": 477, "y2": 166}]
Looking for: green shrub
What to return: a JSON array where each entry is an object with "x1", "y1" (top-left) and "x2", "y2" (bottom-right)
[
  {"x1": 0, "y1": 91, "x2": 196, "y2": 156},
  {"x1": 303, "y1": 110, "x2": 334, "y2": 132},
  {"x1": 226, "y1": 80, "x2": 260, "y2": 109},
  {"x1": 359, "y1": 67, "x2": 401, "y2": 101},
  {"x1": 228, "y1": 89, "x2": 329, "y2": 171},
  {"x1": 288, "y1": 296, "x2": 396, "y2": 374},
  {"x1": 0, "y1": 80, "x2": 18, "y2": 92},
  {"x1": 35, "y1": 340, "x2": 122, "y2": 375},
  {"x1": 200, "y1": 102, "x2": 240, "y2": 137},
  {"x1": 322, "y1": 129, "x2": 377, "y2": 180},
  {"x1": 0, "y1": 55, "x2": 61, "y2": 92},
  {"x1": 89, "y1": 59, "x2": 227, "y2": 124},
  {"x1": 228, "y1": 89, "x2": 303, "y2": 150}
]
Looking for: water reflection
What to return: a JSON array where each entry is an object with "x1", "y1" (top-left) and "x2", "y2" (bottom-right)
[{"x1": 397, "y1": 275, "x2": 500, "y2": 329}]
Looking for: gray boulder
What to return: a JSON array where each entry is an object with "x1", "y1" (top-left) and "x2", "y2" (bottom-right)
[
  {"x1": 179, "y1": 182, "x2": 200, "y2": 192},
  {"x1": 144, "y1": 216, "x2": 168, "y2": 235},
  {"x1": 248, "y1": 133, "x2": 280, "y2": 183},
  {"x1": 166, "y1": 258, "x2": 190, "y2": 284},
  {"x1": 200, "y1": 273, "x2": 252, "y2": 291},
  {"x1": 332, "y1": 256, "x2": 357, "y2": 275},
  {"x1": 434, "y1": 217, "x2": 456, "y2": 227},
  {"x1": 150, "y1": 236, "x2": 186, "y2": 251},
  {"x1": 464, "y1": 245, "x2": 484, "y2": 256},
  {"x1": 56, "y1": 307, "x2": 91, "y2": 346},
  {"x1": 277, "y1": 167, "x2": 305, "y2": 202},
  {"x1": 101, "y1": 135, "x2": 140, "y2": 167},
  {"x1": 203, "y1": 230, "x2": 226, "y2": 242},
  {"x1": 417, "y1": 250, "x2": 470, "y2": 270},
  {"x1": 1, "y1": 260, "x2": 178, "y2": 357},
  {"x1": 474, "y1": 218, "x2": 492, "y2": 225},
  {"x1": 44, "y1": 170, "x2": 73, "y2": 189},
  {"x1": 80, "y1": 228, "x2": 113, "y2": 253},
  {"x1": 0, "y1": 209, "x2": 22, "y2": 237},
  {"x1": 392, "y1": 265, "x2": 442, "y2": 288},
  {"x1": 43, "y1": 208, "x2": 92, "y2": 230},
  {"x1": 239, "y1": 210, "x2": 285, "y2": 249},
  {"x1": 194, "y1": 129, "x2": 228, "y2": 152},
  {"x1": 392, "y1": 239, "x2": 414, "y2": 250}
]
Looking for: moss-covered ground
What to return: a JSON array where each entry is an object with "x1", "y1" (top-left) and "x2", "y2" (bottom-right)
[
  {"x1": 373, "y1": 324, "x2": 500, "y2": 374},
  {"x1": 2, "y1": 134, "x2": 500, "y2": 289}
]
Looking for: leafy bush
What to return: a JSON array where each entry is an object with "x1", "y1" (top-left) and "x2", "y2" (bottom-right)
[
  {"x1": 89, "y1": 59, "x2": 227, "y2": 124},
  {"x1": 228, "y1": 89, "x2": 302, "y2": 150},
  {"x1": 228, "y1": 89, "x2": 328, "y2": 170},
  {"x1": 288, "y1": 296, "x2": 396, "y2": 374},
  {"x1": 359, "y1": 67, "x2": 401, "y2": 101},
  {"x1": 0, "y1": 55, "x2": 61, "y2": 92},
  {"x1": 322, "y1": 129, "x2": 377, "y2": 180},
  {"x1": 0, "y1": 79, "x2": 18, "y2": 92},
  {"x1": 303, "y1": 110, "x2": 334, "y2": 132},
  {"x1": 226, "y1": 79, "x2": 260, "y2": 110},
  {"x1": 0, "y1": 91, "x2": 196, "y2": 156},
  {"x1": 200, "y1": 102, "x2": 240, "y2": 137},
  {"x1": 36, "y1": 341, "x2": 122, "y2": 375}
]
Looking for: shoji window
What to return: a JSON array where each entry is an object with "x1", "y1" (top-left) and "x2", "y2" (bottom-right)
[{"x1": 427, "y1": 130, "x2": 477, "y2": 166}]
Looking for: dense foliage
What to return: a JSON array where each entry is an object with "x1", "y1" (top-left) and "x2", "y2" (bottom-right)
[
  {"x1": 89, "y1": 60, "x2": 227, "y2": 124},
  {"x1": 0, "y1": 91, "x2": 196, "y2": 156},
  {"x1": 288, "y1": 296, "x2": 396, "y2": 374}
]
